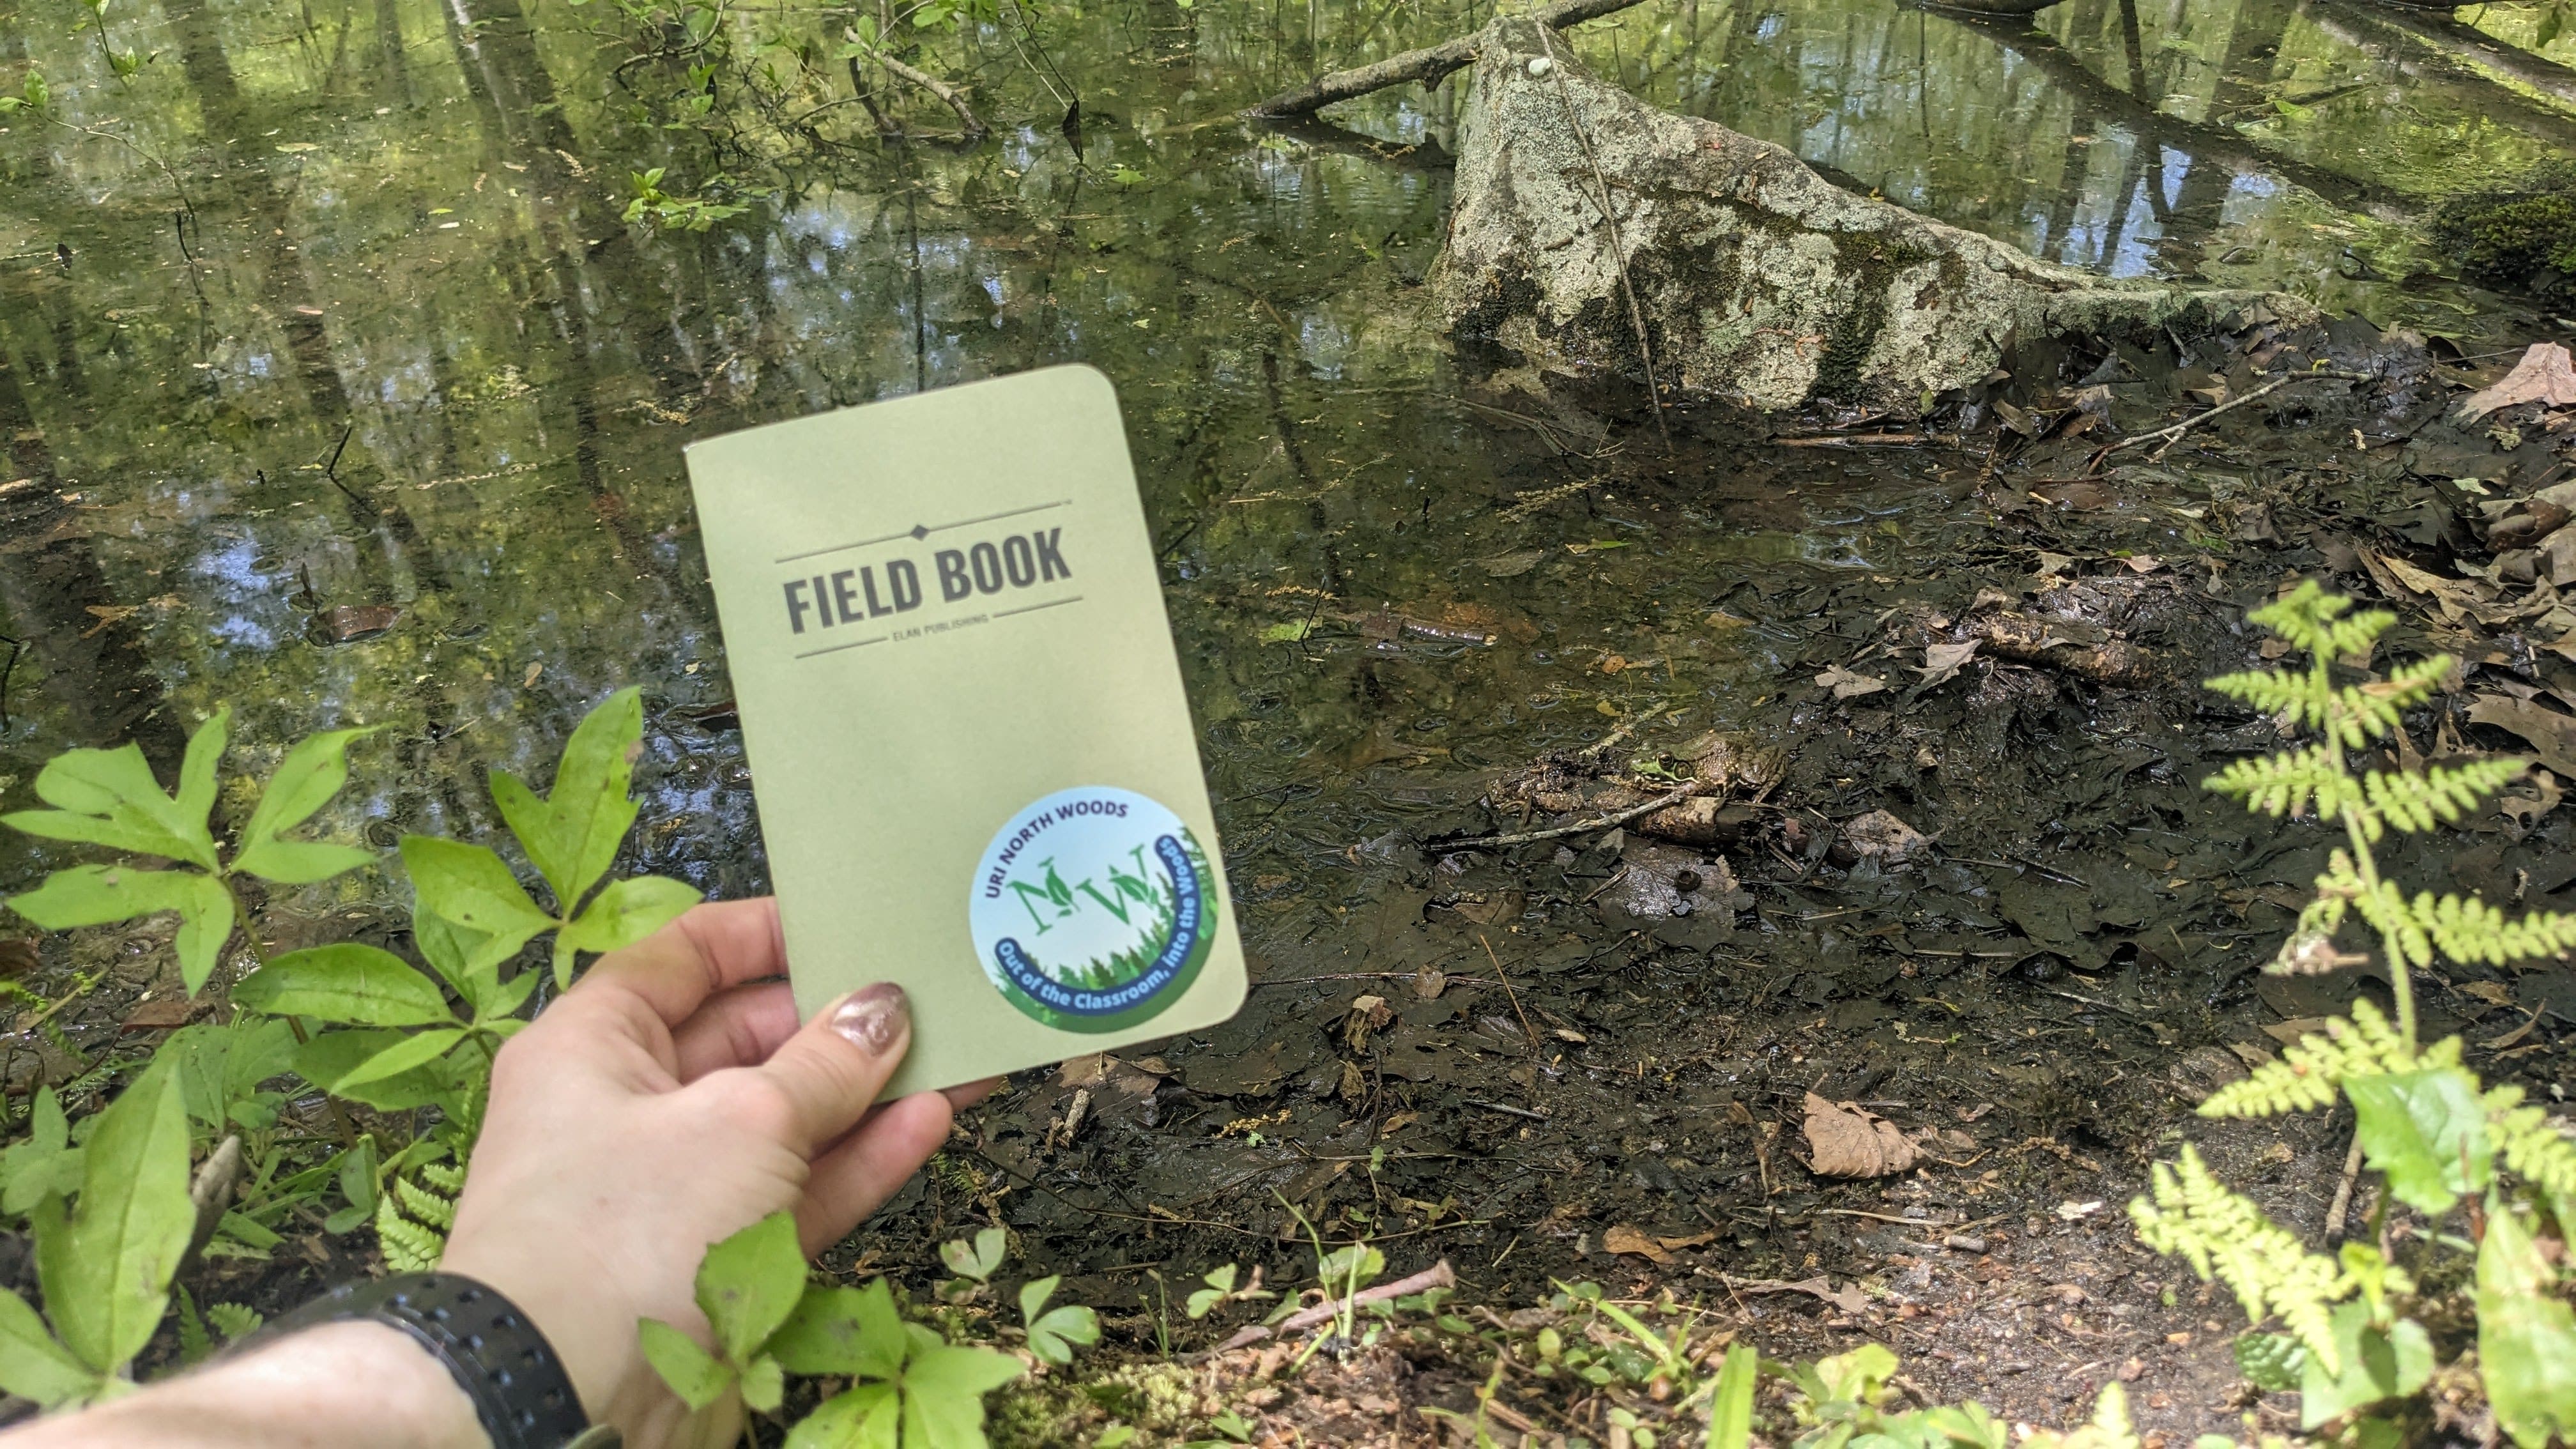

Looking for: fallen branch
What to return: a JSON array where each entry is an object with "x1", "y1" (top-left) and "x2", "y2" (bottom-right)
[
  {"x1": 1216, "y1": 1260, "x2": 1457, "y2": 1349},
  {"x1": 1244, "y1": 0, "x2": 1643, "y2": 118},
  {"x1": 880, "y1": 54, "x2": 988, "y2": 137},
  {"x1": 1441, "y1": 780, "x2": 1705, "y2": 850},
  {"x1": 2106, "y1": 367, "x2": 2375, "y2": 461}
]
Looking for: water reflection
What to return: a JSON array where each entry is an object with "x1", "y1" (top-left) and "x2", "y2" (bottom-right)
[{"x1": 0, "y1": 0, "x2": 2566, "y2": 911}]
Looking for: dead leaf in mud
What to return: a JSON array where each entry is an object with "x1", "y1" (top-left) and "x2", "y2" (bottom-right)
[
  {"x1": 1480, "y1": 549, "x2": 1547, "y2": 578},
  {"x1": 2034, "y1": 552, "x2": 2076, "y2": 576},
  {"x1": 1055, "y1": 1053, "x2": 1164, "y2": 1099},
  {"x1": 316, "y1": 604, "x2": 402, "y2": 643},
  {"x1": 1704, "y1": 1273, "x2": 1871, "y2": 1315},
  {"x1": 2465, "y1": 694, "x2": 2573, "y2": 777},
  {"x1": 2457, "y1": 342, "x2": 2576, "y2": 422},
  {"x1": 1918, "y1": 640, "x2": 1979, "y2": 687},
  {"x1": 1604, "y1": 1225, "x2": 1674, "y2": 1263},
  {"x1": 2029, "y1": 480, "x2": 2119, "y2": 510},
  {"x1": 2366, "y1": 551, "x2": 2493, "y2": 628},
  {"x1": 0, "y1": 940, "x2": 33, "y2": 977},
  {"x1": 1814, "y1": 664, "x2": 1885, "y2": 700},
  {"x1": 120, "y1": 997, "x2": 195, "y2": 1031},
  {"x1": 1343, "y1": 994, "x2": 1393, "y2": 1050},
  {"x1": 2122, "y1": 555, "x2": 2164, "y2": 573},
  {"x1": 1410, "y1": 966, "x2": 1447, "y2": 1000},
  {"x1": 1801, "y1": 1092, "x2": 1917, "y2": 1177},
  {"x1": 1838, "y1": 809, "x2": 1929, "y2": 866},
  {"x1": 2261, "y1": 1015, "x2": 2336, "y2": 1046}
]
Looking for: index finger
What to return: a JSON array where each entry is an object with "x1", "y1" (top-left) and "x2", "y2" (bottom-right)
[{"x1": 569, "y1": 896, "x2": 787, "y2": 1027}]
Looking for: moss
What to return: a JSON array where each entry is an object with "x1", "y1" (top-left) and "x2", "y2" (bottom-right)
[
  {"x1": 2431, "y1": 161, "x2": 2576, "y2": 293},
  {"x1": 987, "y1": 1356, "x2": 1210, "y2": 1448},
  {"x1": 1812, "y1": 233, "x2": 1933, "y2": 404}
]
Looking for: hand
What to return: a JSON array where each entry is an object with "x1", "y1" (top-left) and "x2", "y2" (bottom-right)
[{"x1": 440, "y1": 898, "x2": 992, "y2": 1449}]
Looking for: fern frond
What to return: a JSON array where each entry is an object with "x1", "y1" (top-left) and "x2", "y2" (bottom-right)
[
  {"x1": 2205, "y1": 747, "x2": 2366, "y2": 828},
  {"x1": 2333, "y1": 657, "x2": 2451, "y2": 744},
  {"x1": 2129, "y1": 1145, "x2": 2350, "y2": 1372},
  {"x1": 418, "y1": 1160, "x2": 467, "y2": 1195},
  {"x1": 206, "y1": 1302, "x2": 264, "y2": 1342},
  {"x1": 2411, "y1": 892, "x2": 2576, "y2": 967},
  {"x1": 2352, "y1": 880, "x2": 2432, "y2": 967},
  {"x1": 2363, "y1": 758, "x2": 2525, "y2": 835},
  {"x1": 2246, "y1": 583, "x2": 2385, "y2": 661},
  {"x1": 2489, "y1": 1087, "x2": 2576, "y2": 1204},
  {"x1": 376, "y1": 1190, "x2": 445, "y2": 1272},
  {"x1": 2198, "y1": 1000, "x2": 2415, "y2": 1117},
  {"x1": 395, "y1": 1174, "x2": 459, "y2": 1230},
  {"x1": 2324, "y1": 608, "x2": 2398, "y2": 662},
  {"x1": 2206, "y1": 670, "x2": 2327, "y2": 729}
]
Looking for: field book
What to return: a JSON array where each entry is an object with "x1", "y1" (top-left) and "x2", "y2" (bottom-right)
[{"x1": 682, "y1": 365, "x2": 1246, "y2": 1096}]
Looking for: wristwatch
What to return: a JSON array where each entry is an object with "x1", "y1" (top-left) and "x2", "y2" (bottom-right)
[{"x1": 258, "y1": 1271, "x2": 615, "y2": 1449}]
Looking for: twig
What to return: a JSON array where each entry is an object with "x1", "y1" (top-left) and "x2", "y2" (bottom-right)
[
  {"x1": 2106, "y1": 368, "x2": 2375, "y2": 462},
  {"x1": 1443, "y1": 780, "x2": 1704, "y2": 850},
  {"x1": 0, "y1": 632, "x2": 20, "y2": 730},
  {"x1": 878, "y1": 54, "x2": 986, "y2": 136},
  {"x1": 1534, "y1": 22, "x2": 1673, "y2": 455},
  {"x1": 1215, "y1": 1261, "x2": 1459, "y2": 1350},
  {"x1": 1777, "y1": 433, "x2": 1926, "y2": 447},
  {"x1": 1478, "y1": 934, "x2": 1540, "y2": 1050},
  {"x1": 1243, "y1": 0, "x2": 1644, "y2": 117},
  {"x1": 2324, "y1": 1132, "x2": 2366, "y2": 1243},
  {"x1": 1463, "y1": 1099, "x2": 1552, "y2": 1121}
]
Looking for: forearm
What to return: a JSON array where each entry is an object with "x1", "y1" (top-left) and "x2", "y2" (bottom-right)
[{"x1": 9, "y1": 1322, "x2": 486, "y2": 1449}]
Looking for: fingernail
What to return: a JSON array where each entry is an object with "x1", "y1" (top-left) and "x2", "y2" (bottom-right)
[{"x1": 829, "y1": 983, "x2": 908, "y2": 1055}]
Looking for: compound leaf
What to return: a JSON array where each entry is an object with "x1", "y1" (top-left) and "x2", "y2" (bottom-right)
[
  {"x1": 639, "y1": 1318, "x2": 734, "y2": 1411},
  {"x1": 772, "y1": 1280, "x2": 907, "y2": 1379},
  {"x1": 229, "y1": 727, "x2": 377, "y2": 881},
  {"x1": 235, "y1": 943, "x2": 455, "y2": 1028},
  {"x1": 695, "y1": 1211, "x2": 806, "y2": 1367}
]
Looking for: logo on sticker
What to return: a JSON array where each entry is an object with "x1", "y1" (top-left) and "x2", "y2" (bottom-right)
[{"x1": 970, "y1": 786, "x2": 1219, "y2": 1033}]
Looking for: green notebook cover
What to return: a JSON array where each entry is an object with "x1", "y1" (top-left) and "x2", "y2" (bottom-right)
[{"x1": 682, "y1": 365, "x2": 1247, "y2": 1096}]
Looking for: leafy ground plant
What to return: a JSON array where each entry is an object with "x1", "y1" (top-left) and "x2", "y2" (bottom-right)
[
  {"x1": 2130, "y1": 584, "x2": 2576, "y2": 1441},
  {"x1": 642, "y1": 1211, "x2": 1033, "y2": 1446}
]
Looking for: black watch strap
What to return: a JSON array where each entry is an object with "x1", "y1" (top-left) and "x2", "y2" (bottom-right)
[{"x1": 260, "y1": 1271, "x2": 610, "y2": 1449}]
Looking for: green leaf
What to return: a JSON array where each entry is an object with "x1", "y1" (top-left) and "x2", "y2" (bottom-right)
[
  {"x1": 491, "y1": 688, "x2": 645, "y2": 913},
  {"x1": 772, "y1": 1280, "x2": 907, "y2": 1379},
  {"x1": 787, "y1": 1383, "x2": 901, "y2": 1449},
  {"x1": 0, "y1": 1285, "x2": 98, "y2": 1410},
  {"x1": 235, "y1": 943, "x2": 456, "y2": 1027},
  {"x1": 2297, "y1": 1301, "x2": 2431, "y2": 1430},
  {"x1": 2346, "y1": 1066, "x2": 2493, "y2": 1215},
  {"x1": 2480, "y1": 1207, "x2": 2576, "y2": 1448},
  {"x1": 400, "y1": 837, "x2": 551, "y2": 958},
  {"x1": 741, "y1": 1352, "x2": 786, "y2": 1413},
  {"x1": 33, "y1": 1062, "x2": 192, "y2": 1374},
  {"x1": 175, "y1": 709, "x2": 227, "y2": 848},
  {"x1": 164, "y1": 1019, "x2": 298, "y2": 1137},
  {"x1": 940, "y1": 1227, "x2": 1006, "y2": 1282},
  {"x1": 2233, "y1": 1331, "x2": 2305, "y2": 1393},
  {"x1": 1025, "y1": 1303, "x2": 1099, "y2": 1366},
  {"x1": 293, "y1": 1029, "x2": 458, "y2": 1111},
  {"x1": 556, "y1": 874, "x2": 701, "y2": 961},
  {"x1": 1705, "y1": 1342, "x2": 1756, "y2": 1449},
  {"x1": 900, "y1": 1342, "x2": 1027, "y2": 1449},
  {"x1": 7, "y1": 865, "x2": 236, "y2": 995},
  {"x1": 639, "y1": 1318, "x2": 735, "y2": 1411},
  {"x1": 231, "y1": 840, "x2": 377, "y2": 885},
  {"x1": 695, "y1": 1211, "x2": 807, "y2": 1365},
  {"x1": 0, "y1": 1088, "x2": 84, "y2": 1216},
  {"x1": 331, "y1": 1028, "x2": 469, "y2": 1091},
  {"x1": 1017, "y1": 1275, "x2": 1058, "y2": 1326},
  {"x1": 229, "y1": 727, "x2": 376, "y2": 881},
  {"x1": 6, "y1": 737, "x2": 220, "y2": 869}
]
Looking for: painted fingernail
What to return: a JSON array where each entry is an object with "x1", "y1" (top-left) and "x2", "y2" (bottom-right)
[{"x1": 829, "y1": 983, "x2": 908, "y2": 1055}]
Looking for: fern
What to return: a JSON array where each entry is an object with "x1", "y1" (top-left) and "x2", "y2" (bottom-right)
[
  {"x1": 376, "y1": 1160, "x2": 462, "y2": 1271},
  {"x1": 2129, "y1": 1146, "x2": 2351, "y2": 1373},
  {"x1": 2490, "y1": 1087, "x2": 2576, "y2": 1204},
  {"x1": 2413, "y1": 891, "x2": 2576, "y2": 967},
  {"x1": 2199, "y1": 999, "x2": 2416, "y2": 1117},
  {"x1": 206, "y1": 1301, "x2": 264, "y2": 1342}
]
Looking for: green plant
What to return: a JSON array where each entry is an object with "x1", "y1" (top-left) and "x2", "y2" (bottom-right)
[
  {"x1": 2131, "y1": 584, "x2": 2576, "y2": 1441},
  {"x1": 938, "y1": 1225, "x2": 1007, "y2": 1304},
  {"x1": 1016, "y1": 1275, "x2": 1100, "y2": 1365},
  {"x1": 0, "y1": 1062, "x2": 191, "y2": 1409},
  {"x1": 640, "y1": 1211, "x2": 1027, "y2": 1446},
  {"x1": 1183, "y1": 1263, "x2": 1275, "y2": 1320},
  {"x1": 622, "y1": 167, "x2": 751, "y2": 233},
  {"x1": 3, "y1": 710, "x2": 377, "y2": 995},
  {"x1": 2431, "y1": 160, "x2": 2576, "y2": 291}
]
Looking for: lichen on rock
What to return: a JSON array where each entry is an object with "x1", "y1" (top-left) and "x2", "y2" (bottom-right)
[{"x1": 1433, "y1": 17, "x2": 2306, "y2": 414}]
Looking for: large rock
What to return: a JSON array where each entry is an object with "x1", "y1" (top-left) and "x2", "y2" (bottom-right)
[{"x1": 1434, "y1": 18, "x2": 2306, "y2": 413}]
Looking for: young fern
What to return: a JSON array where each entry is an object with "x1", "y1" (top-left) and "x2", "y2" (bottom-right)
[
  {"x1": 2197, "y1": 998, "x2": 2417, "y2": 1119},
  {"x1": 374, "y1": 1159, "x2": 464, "y2": 1273},
  {"x1": 2129, "y1": 1146, "x2": 2352, "y2": 1373}
]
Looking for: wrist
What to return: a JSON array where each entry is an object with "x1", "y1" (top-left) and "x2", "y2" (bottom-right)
[{"x1": 24, "y1": 1321, "x2": 485, "y2": 1449}]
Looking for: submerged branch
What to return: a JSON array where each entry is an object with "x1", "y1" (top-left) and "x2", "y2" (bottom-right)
[
  {"x1": 2309, "y1": 0, "x2": 2576, "y2": 112},
  {"x1": 1244, "y1": 0, "x2": 1644, "y2": 118},
  {"x1": 880, "y1": 52, "x2": 987, "y2": 136}
]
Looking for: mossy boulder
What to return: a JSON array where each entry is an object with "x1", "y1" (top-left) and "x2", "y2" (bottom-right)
[
  {"x1": 2432, "y1": 162, "x2": 2576, "y2": 300},
  {"x1": 1433, "y1": 17, "x2": 2305, "y2": 413}
]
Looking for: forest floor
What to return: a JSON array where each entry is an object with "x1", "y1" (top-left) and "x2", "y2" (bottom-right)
[{"x1": 17, "y1": 312, "x2": 2576, "y2": 1447}]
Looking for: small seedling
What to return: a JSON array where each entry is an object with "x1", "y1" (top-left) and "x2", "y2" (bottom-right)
[
  {"x1": 937, "y1": 1225, "x2": 1006, "y2": 1304},
  {"x1": 1016, "y1": 1275, "x2": 1100, "y2": 1365},
  {"x1": 1183, "y1": 1262, "x2": 1275, "y2": 1320}
]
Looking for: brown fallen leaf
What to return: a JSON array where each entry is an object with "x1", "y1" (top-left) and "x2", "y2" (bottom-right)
[
  {"x1": 0, "y1": 940, "x2": 34, "y2": 976},
  {"x1": 121, "y1": 997, "x2": 196, "y2": 1031},
  {"x1": 1814, "y1": 664, "x2": 1885, "y2": 700},
  {"x1": 1410, "y1": 966, "x2": 1447, "y2": 1000},
  {"x1": 1919, "y1": 640, "x2": 1979, "y2": 687},
  {"x1": 2465, "y1": 694, "x2": 2572, "y2": 777},
  {"x1": 2260, "y1": 1015, "x2": 2336, "y2": 1046},
  {"x1": 1704, "y1": 1273, "x2": 1871, "y2": 1315},
  {"x1": 1604, "y1": 1224, "x2": 1675, "y2": 1264},
  {"x1": 318, "y1": 604, "x2": 402, "y2": 643},
  {"x1": 1839, "y1": 809, "x2": 1929, "y2": 866},
  {"x1": 1802, "y1": 1091, "x2": 1918, "y2": 1177},
  {"x1": 2457, "y1": 342, "x2": 2576, "y2": 422}
]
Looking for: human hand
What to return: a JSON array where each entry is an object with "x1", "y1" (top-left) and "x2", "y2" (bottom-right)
[{"x1": 440, "y1": 898, "x2": 992, "y2": 1449}]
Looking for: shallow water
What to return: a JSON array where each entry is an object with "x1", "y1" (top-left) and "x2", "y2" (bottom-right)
[{"x1": 0, "y1": 0, "x2": 2567, "y2": 924}]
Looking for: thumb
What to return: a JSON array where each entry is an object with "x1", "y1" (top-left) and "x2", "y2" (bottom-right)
[{"x1": 745, "y1": 983, "x2": 913, "y2": 1154}]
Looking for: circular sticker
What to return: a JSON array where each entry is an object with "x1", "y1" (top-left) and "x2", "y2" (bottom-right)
[{"x1": 969, "y1": 786, "x2": 1220, "y2": 1033}]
